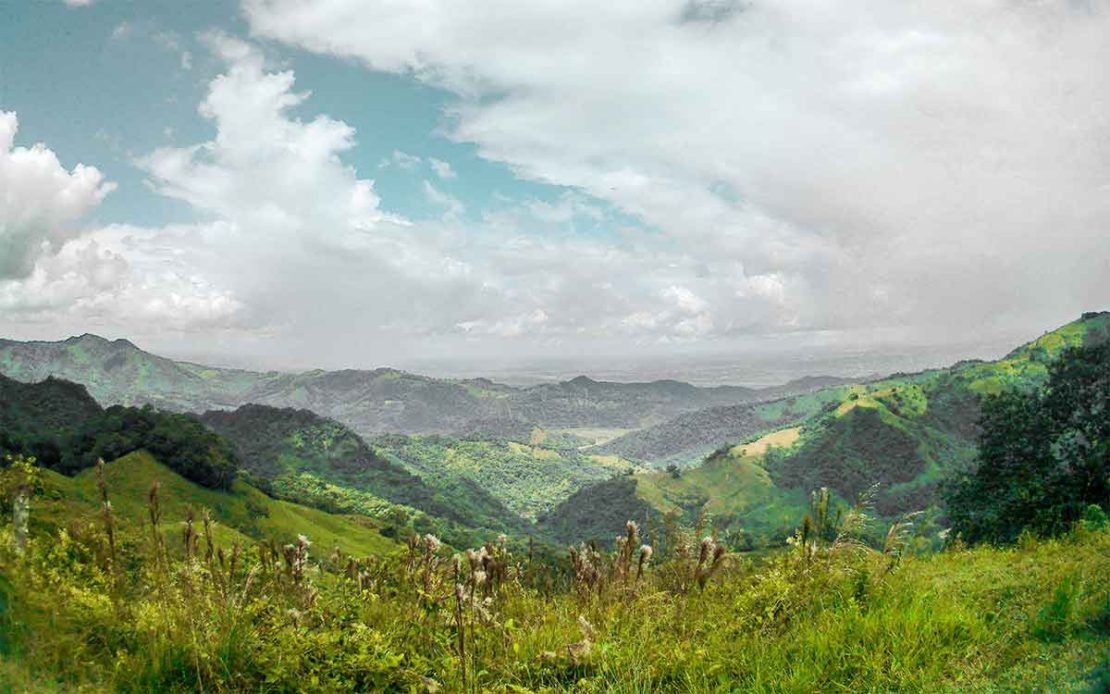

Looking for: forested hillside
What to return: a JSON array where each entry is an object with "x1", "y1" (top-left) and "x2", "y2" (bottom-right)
[
  {"x1": 201, "y1": 404, "x2": 527, "y2": 543},
  {"x1": 0, "y1": 313, "x2": 1107, "y2": 691},
  {"x1": 0, "y1": 373, "x2": 238, "y2": 487},
  {"x1": 3, "y1": 312, "x2": 1107, "y2": 551},
  {"x1": 545, "y1": 312, "x2": 1110, "y2": 545}
]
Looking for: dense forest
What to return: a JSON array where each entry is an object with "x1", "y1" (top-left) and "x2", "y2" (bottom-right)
[{"x1": 1, "y1": 374, "x2": 237, "y2": 488}]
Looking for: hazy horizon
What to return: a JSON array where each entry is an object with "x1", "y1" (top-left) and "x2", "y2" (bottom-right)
[{"x1": 0, "y1": 320, "x2": 1044, "y2": 389}]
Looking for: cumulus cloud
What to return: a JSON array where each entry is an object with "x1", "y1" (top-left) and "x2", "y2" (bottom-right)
[
  {"x1": 0, "y1": 226, "x2": 242, "y2": 331},
  {"x1": 0, "y1": 113, "x2": 241, "y2": 335},
  {"x1": 11, "y1": 1, "x2": 1108, "y2": 364},
  {"x1": 140, "y1": 35, "x2": 395, "y2": 237},
  {"x1": 0, "y1": 111, "x2": 115, "y2": 280},
  {"x1": 109, "y1": 34, "x2": 767, "y2": 354},
  {"x1": 245, "y1": 0, "x2": 1110, "y2": 340}
]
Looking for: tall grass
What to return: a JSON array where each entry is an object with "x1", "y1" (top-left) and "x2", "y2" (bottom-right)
[{"x1": 0, "y1": 466, "x2": 1107, "y2": 692}]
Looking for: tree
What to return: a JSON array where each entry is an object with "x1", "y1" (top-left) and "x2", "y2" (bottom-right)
[{"x1": 945, "y1": 342, "x2": 1110, "y2": 543}]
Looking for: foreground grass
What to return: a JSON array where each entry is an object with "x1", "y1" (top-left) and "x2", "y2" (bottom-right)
[{"x1": 0, "y1": 467, "x2": 1106, "y2": 692}]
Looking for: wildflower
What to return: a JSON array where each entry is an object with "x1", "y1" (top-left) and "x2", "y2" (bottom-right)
[
  {"x1": 567, "y1": 639, "x2": 592, "y2": 663},
  {"x1": 424, "y1": 534, "x2": 441, "y2": 553},
  {"x1": 694, "y1": 540, "x2": 727, "y2": 590},
  {"x1": 577, "y1": 615, "x2": 595, "y2": 640},
  {"x1": 637, "y1": 544, "x2": 653, "y2": 580},
  {"x1": 626, "y1": 520, "x2": 639, "y2": 542},
  {"x1": 699, "y1": 536, "x2": 713, "y2": 565}
]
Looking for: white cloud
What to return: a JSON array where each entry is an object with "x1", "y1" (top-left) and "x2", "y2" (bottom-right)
[
  {"x1": 380, "y1": 149, "x2": 421, "y2": 171},
  {"x1": 7, "y1": 24, "x2": 807, "y2": 361},
  {"x1": 0, "y1": 112, "x2": 241, "y2": 335},
  {"x1": 63, "y1": 0, "x2": 94, "y2": 7},
  {"x1": 0, "y1": 112, "x2": 115, "y2": 280},
  {"x1": 13, "y1": 3, "x2": 1108, "y2": 365},
  {"x1": 245, "y1": 0, "x2": 1110, "y2": 341},
  {"x1": 422, "y1": 180, "x2": 465, "y2": 221},
  {"x1": 457, "y1": 308, "x2": 548, "y2": 338},
  {"x1": 114, "y1": 37, "x2": 766, "y2": 352},
  {"x1": 140, "y1": 37, "x2": 391, "y2": 237},
  {"x1": 662, "y1": 286, "x2": 708, "y2": 315},
  {"x1": 0, "y1": 226, "x2": 242, "y2": 331},
  {"x1": 429, "y1": 158, "x2": 456, "y2": 179}
]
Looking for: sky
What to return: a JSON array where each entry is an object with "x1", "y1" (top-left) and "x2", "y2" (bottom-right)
[{"x1": 1, "y1": 0, "x2": 1108, "y2": 377}]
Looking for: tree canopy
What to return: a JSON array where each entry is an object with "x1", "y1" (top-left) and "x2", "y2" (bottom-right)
[{"x1": 945, "y1": 342, "x2": 1109, "y2": 543}]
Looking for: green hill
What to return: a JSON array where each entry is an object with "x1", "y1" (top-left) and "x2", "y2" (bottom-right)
[
  {"x1": 544, "y1": 312, "x2": 1110, "y2": 546},
  {"x1": 200, "y1": 404, "x2": 526, "y2": 537},
  {"x1": 0, "y1": 374, "x2": 103, "y2": 469},
  {"x1": 540, "y1": 427, "x2": 808, "y2": 545},
  {"x1": 0, "y1": 334, "x2": 264, "y2": 412},
  {"x1": 30, "y1": 450, "x2": 397, "y2": 556},
  {"x1": 594, "y1": 385, "x2": 856, "y2": 467},
  {"x1": 0, "y1": 373, "x2": 102, "y2": 433}
]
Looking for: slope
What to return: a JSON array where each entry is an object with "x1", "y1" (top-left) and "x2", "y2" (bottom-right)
[
  {"x1": 540, "y1": 427, "x2": 808, "y2": 545},
  {"x1": 29, "y1": 450, "x2": 397, "y2": 556},
  {"x1": 0, "y1": 334, "x2": 264, "y2": 412},
  {"x1": 595, "y1": 385, "x2": 857, "y2": 467},
  {"x1": 0, "y1": 373, "x2": 238, "y2": 485},
  {"x1": 200, "y1": 404, "x2": 525, "y2": 536},
  {"x1": 546, "y1": 312, "x2": 1110, "y2": 545}
]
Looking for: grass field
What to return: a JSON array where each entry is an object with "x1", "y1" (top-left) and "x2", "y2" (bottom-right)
[{"x1": 1, "y1": 472, "x2": 1106, "y2": 691}]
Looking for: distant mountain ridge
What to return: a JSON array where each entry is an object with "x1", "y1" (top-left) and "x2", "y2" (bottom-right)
[
  {"x1": 541, "y1": 312, "x2": 1110, "y2": 544},
  {"x1": 0, "y1": 333, "x2": 851, "y2": 439},
  {"x1": 3, "y1": 312, "x2": 1107, "y2": 551}
]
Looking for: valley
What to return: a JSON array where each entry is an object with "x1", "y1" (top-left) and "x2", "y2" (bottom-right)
[{"x1": 2, "y1": 312, "x2": 1107, "y2": 551}]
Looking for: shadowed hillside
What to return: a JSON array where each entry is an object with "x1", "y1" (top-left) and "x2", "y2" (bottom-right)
[
  {"x1": 545, "y1": 312, "x2": 1110, "y2": 545},
  {"x1": 201, "y1": 404, "x2": 527, "y2": 538}
]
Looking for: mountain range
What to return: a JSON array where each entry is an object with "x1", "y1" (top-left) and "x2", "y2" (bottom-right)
[
  {"x1": 0, "y1": 333, "x2": 852, "y2": 440},
  {"x1": 1, "y1": 311, "x2": 1107, "y2": 549}
]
